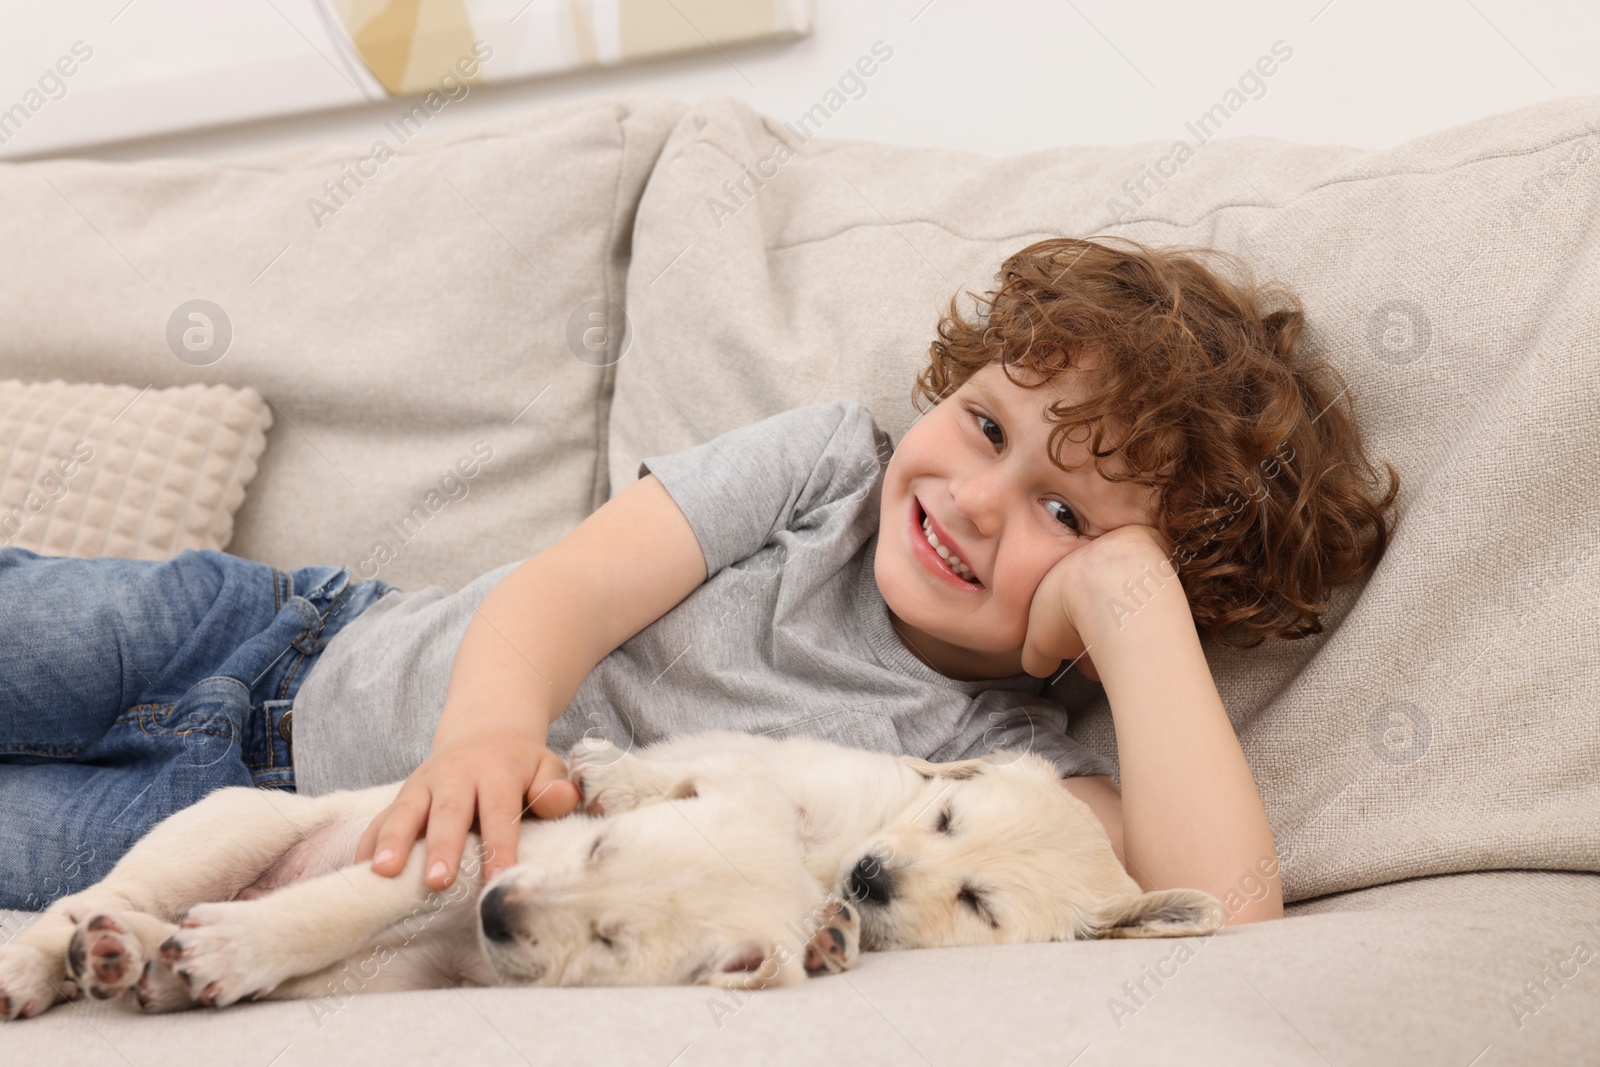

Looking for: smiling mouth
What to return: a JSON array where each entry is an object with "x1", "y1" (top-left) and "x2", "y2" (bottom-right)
[{"x1": 912, "y1": 498, "x2": 983, "y2": 589}]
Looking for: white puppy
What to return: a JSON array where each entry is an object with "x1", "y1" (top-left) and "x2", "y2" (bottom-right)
[
  {"x1": 0, "y1": 729, "x2": 1219, "y2": 1021},
  {"x1": 569, "y1": 730, "x2": 1222, "y2": 951},
  {"x1": 0, "y1": 767, "x2": 858, "y2": 1020}
]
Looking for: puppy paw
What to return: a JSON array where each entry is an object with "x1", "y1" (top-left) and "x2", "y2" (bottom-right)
[
  {"x1": 803, "y1": 897, "x2": 861, "y2": 976},
  {"x1": 567, "y1": 738, "x2": 648, "y2": 816},
  {"x1": 567, "y1": 736, "x2": 622, "y2": 767},
  {"x1": 133, "y1": 955, "x2": 200, "y2": 1014},
  {"x1": 65, "y1": 911, "x2": 146, "y2": 1003},
  {"x1": 159, "y1": 902, "x2": 281, "y2": 1008},
  {"x1": 0, "y1": 942, "x2": 66, "y2": 1021}
]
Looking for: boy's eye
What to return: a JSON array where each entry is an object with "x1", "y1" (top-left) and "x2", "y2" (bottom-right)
[
  {"x1": 1044, "y1": 499, "x2": 1083, "y2": 534},
  {"x1": 974, "y1": 412, "x2": 1004, "y2": 449},
  {"x1": 971, "y1": 410, "x2": 1083, "y2": 534}
]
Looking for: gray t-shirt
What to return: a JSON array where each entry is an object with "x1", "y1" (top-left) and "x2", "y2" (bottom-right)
[{"x1": 290, "y1": 401, "x2": 1115, "y2": 796}]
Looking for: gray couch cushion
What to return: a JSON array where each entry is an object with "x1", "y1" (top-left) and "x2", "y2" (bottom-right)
[
  {"x1": 3, "y1": 869, "x2": 1593, "y2": 1063},
  {"x1": 613, "y1": 95, "x2": 1600, "y2": 903},
  {"x1": 0, "y1": 96, "x2": 685, "y2": 592}
]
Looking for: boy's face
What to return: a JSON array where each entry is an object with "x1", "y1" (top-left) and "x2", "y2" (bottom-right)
[{"x1": 875, "y1": 361, "x2": 1160, "y2": 681}]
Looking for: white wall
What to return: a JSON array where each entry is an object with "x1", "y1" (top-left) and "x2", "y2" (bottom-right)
[{"x1": 8, "y1": 0, "x2": 1598, "y2": 163}]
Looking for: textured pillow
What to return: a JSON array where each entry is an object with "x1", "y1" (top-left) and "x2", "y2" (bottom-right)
[
  {"x1": 613, "y1": 96, "x2": 1600, "y2": 902},
  {"x1": 0, "y1": 380, "x2": 271, "y2": 559}
]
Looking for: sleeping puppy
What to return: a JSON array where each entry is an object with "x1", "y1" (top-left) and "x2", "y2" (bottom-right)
[
  {"x1": 568, "y1": 730, "x2": 1223, "y2": 950},
  {"x1": 0, "y1": 773, "x2": 858, "y2": 1020}
]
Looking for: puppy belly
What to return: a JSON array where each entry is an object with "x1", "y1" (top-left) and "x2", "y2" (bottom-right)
[{"x1": 232, "y1": 822, "x2": 362, "y2": 900}]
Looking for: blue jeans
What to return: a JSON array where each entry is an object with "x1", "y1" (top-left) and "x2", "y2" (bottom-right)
[{"x1": 0, "y1": 547, "x2": 400, "y2": 911}]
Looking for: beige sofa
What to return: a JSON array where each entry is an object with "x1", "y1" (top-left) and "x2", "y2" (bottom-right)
[{"x1": 2, "y1": 94, "x2": 1597, "y2": 1064}]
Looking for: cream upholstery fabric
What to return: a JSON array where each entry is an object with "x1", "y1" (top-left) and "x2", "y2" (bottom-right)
[
  {"x1": 0, "y1": 95, "x2": 686, "y2": 591},
  {"x1": 2, "y1": 869, "x2": 1595, "y2": 1064},
  {"x1": 0, "y1": 380, "x2": 270, "y2": 559},
  {"x1": 612, "y1": 96, "x2": 1600, "y2": 902}
]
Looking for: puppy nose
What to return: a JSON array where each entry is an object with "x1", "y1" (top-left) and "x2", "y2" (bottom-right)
[
  {"x1": 479, "y1": 884, "x2": 517, "y2": 943},
  {"x1": 845, "y1": 857, "x2": 893, "y2": 905}
]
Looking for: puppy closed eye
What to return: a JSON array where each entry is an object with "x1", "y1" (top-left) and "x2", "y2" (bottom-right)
[
  {"x1": 936, "y1": 806, "x2": 953, "y2": 834},
  {"x1": 588, "y1": 834, "x2": 605, "y2": 862},
  {"x1": 591, "y1": 920, "x2": 616, "y2": 949},
  {"x1": 957, "y1": 885, "x2": 999, "y2": 928}
]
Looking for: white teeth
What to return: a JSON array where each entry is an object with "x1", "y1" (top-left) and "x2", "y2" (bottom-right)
[{"x1": 921, "y1": 515, "x2": 977, "y2": 582}]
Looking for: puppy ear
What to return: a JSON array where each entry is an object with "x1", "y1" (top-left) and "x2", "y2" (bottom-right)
[
  {"x1": 699, "y1": 936, "x2": 802, "y2": 990},
  {"x1": 899, "y1": 748, "x2": 1043, "y2": 780},
  {"x1": 897, "y1": 755, "x2": 990, "y2": 781},
  {"x1": 1084, "y1": 888, "x2": 1224, "y2": 939}
]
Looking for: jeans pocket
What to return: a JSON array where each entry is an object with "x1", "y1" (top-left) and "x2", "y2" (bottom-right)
[
  {"x1": 248, "y1": 698, "x2": 297, "y2": 783},
  {"x1": 259, "y1": 698, "x2": 295, "y2": 744}
]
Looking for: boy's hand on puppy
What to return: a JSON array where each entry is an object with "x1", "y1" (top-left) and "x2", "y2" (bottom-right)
[
  {"x1": 355, "y1": 732, "x2": 581, "y2": 890},
  {"x1": 1020, "y1": 525, "x2": 1178, "y2": 680}
]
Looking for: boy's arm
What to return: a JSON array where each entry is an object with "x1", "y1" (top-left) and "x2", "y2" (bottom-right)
[
  {"x1": 1026, "y1": 530, "x2": 1284, "y2": 926},
  {"x1": 1060, "y1": 774, "x2": 1124, "y2": 867},
  {"x1": 358, "y1": 473, "x2": 709, "y2": 888},
  {"x1": 430, "y1": 471, "x2": 708, "y2": 756}
]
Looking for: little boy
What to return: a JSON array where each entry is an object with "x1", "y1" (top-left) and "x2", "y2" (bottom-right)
[
  {"x1": 342, "y1": 236, "x2": 1398, "y2": 926},
  {"x1": 0, "y1": 237, "x2": 1396, "y2": 922}
]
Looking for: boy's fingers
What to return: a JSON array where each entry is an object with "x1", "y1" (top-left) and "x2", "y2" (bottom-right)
[
  {"x1": 1021, "y1": 589, "x2": 1056, "y2": 678},
  {"x1": 526, "y1": 763, "x2": 579, "y2": 820},
  {"x1": 1019, "y1": 608, "x2": 1063, "y2": 679},
  {"x1": 354, "y1": 807, "x2": 385, "y2": 863},
  {"x1": 422, "y1": 784, "x2": 475, "y2": 889},
  {"x1": 475, "y1": 782, "x2": 524, "y2": 883},
  {"x1": 1020, "y1": 641, "x2": 1059, "y2": 680},
  {"x1": 372, "y1": 788, "x2": 431, "y2": 876}
]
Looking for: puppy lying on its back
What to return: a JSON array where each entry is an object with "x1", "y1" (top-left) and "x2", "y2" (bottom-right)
[
  {"x1": 570, "y1": 730, "x2": 1223, "y2": 951},
  {"x1": 0, "y1": 770, "x2": 858, "y2": 1020}
]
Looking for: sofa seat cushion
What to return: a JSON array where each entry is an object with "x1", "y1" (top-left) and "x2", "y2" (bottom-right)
[{"x1": 1, "y1": 868, "x2": 1591, "y2": 1063}]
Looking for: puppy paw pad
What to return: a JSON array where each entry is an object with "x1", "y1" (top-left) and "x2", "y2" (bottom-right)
[
  {"x1": 67, "y1": 912, "x2": 146, "y2": 1001},
  {"x1": 803, "y1": 898, "x2": 861, "y2": 975}
]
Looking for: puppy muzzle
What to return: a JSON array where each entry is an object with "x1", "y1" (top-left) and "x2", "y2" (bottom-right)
[{"x1": 844, "y1": 855, "x2": 894, "y2": 905}]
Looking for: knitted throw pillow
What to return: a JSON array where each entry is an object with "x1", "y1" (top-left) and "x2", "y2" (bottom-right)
[{"x1": 0, "y1": 380, "x2": 272, "y2": 559}]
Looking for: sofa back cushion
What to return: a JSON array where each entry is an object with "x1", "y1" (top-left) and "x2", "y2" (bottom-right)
[
  {"x1": 0, "y1": 96, "x2": 685, "y2": 591},
  {"x1": 613, "y1": 95, "x2": 1600, "y2": 900}
]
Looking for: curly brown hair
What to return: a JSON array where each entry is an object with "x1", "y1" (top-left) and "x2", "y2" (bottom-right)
[{"x1": 913, "y1": 236, "x2": 1400, "y2": 649}]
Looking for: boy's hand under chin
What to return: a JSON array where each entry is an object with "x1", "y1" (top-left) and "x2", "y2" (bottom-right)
[{"x1": 1019, "y1": 525, "x2": 1176, "y2": 682}]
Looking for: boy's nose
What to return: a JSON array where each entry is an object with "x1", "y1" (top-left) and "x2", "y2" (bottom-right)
[{"x1": 945, "y1": 481, "x2": 1004, "y2": 539}]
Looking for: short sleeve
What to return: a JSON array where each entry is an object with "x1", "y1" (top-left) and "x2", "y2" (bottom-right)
[
  {"x1": 941, "y1": 692, "x2": 1117, "y2": 780},
  {"x1": 638, "y1": 401, "x2": 887, "y2": 578}
]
